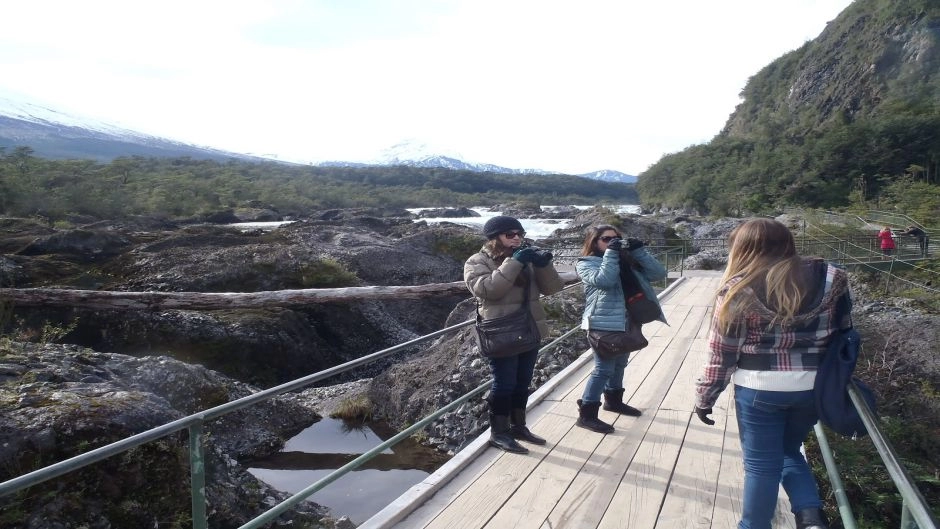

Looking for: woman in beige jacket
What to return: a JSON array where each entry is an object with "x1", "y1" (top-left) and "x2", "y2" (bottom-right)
[{"x1": 464, "y1": 215, "x2": 564, "y2": 454}]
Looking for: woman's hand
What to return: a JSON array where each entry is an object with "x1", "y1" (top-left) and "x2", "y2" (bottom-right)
[
  {"x1": 512, "y1": 247, "x2": 537, "y2": 264},
  {"x1": 694, "y1": 406, "x2": 715, "y2": 425}
]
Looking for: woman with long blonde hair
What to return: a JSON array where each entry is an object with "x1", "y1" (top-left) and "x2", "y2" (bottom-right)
[{"x1": 694, "y1": 218, "x2": 852, "y2": 529}]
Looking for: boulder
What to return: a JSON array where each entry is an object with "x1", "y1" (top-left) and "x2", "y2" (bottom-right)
[{"x1": 0, "y1": 342, "x2": 329, "y2": 528}]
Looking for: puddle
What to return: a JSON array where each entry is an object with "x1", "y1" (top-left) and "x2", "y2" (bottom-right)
[{"x1": 246, "y1": 417, "x2": 449, "y2": 524}]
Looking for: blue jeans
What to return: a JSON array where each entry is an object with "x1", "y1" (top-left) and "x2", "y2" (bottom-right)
[
  {"x1": 581, "y1": 351, "x2": 629, "y2": 403},
  {"x1": 489, "y1": 348, "x2": 538, "y2": 413},
  {"x1": 734, "y1": 385, "x2": 822, "y2": 529}
]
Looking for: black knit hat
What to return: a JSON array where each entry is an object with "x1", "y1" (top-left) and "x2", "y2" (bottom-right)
[{"x1": 482, "y1": 215, "x2": 524, "y2": 239}]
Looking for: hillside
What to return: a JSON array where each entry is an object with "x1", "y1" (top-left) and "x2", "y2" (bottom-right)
[{"x1": 638, "y1": 0, "x2": 940, "y2": 216}]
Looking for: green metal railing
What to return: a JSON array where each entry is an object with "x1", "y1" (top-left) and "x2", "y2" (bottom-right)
[
  {"x1": 0, "y1": 315, "x2": 484, "y2": 528},
  {"x1": 0, "y1": 281, "x2": 585, "y2": 529},
  {"x1": 814, "y1": 383, "x2": 939, "y2": 529}
]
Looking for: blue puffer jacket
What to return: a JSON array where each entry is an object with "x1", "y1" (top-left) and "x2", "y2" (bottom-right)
[{"x1": 577, "y1": 246, "x2": 668, "y2": 331}]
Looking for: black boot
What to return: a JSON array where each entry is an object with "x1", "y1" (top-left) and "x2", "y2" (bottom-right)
[
  {"x1": 603, "y1": 389, "x2": 642, "y2": 417},
  {"x1": 794, "y1": 508, "x2": 829, "y2": 529},
  {"x1": 576, "y1": 399, "x2": 615, "y2": 433},
  {"x1": 489, "y1": 414, "x2": 528, "y2": 454},
  {"x1": 509, "y1": 408, "x2": 546, "y2": 445}
]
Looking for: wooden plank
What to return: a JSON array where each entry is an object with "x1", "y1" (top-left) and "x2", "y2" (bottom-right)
[
  {"x1": 481, "y1": 403, "x2": 602, "y2": 529},
  {"x1": 419, "y1": 406, "x2": 574, "y2": 529},
  {"x1": 388, "y1": 275, "x2": 741, "y2": 529},
  {"x1": 654, "y1": 392, "x2": 731, "y2": 529},
  {"x1": 595, "y1": 409, "x2": 689, "y2": 529},
  {"x1": 596, "y1": 281, "x2": 719, "y2": 529},
  {"x1": 480, "y1": 302, "x2": 697, "y2": 529},
  {"x1": 539, "y1": 332, "x2": 697, "y2": 529}
]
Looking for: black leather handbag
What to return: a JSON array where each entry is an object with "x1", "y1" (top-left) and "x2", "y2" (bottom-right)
[
  {"x1": 474, "y1": 281, "x2": 541, "y2": 358},
  {"x1": 587, "y1": 323, "x2": 648, "y2": 358}
]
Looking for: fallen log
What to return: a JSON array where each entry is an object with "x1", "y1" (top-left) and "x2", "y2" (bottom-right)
[{"x1": 0, "y1": 272, "x2": 580, "y2": 310}]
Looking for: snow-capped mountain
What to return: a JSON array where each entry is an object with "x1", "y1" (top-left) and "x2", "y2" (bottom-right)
[
  {"x1": 323, "y1": 138, "x2": 637, "y2": 182},
  {"x1": 579, "y1": 169, "x2": 637, "y2": 184},
  {"x1": 0, "y1": 91, "x2": 637, "y2": 183},
  {"x1": 0, "y1": 90, "x2": 259, "y2": 162}
]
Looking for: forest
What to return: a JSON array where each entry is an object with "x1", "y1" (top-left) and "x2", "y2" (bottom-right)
[{"x1": 0, "y1": 146, "x2": 637, "y2": 222}]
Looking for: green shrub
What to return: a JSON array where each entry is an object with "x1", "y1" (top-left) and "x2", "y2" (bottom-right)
[{"x1": 298, "y1": 259, "x2": 358, "y2": 288}]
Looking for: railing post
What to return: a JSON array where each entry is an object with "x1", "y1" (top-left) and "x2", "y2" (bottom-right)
[
  {"x1": 813, "y1": 423, "x2": 858, "y2": 529},
  {"x1": 901, "y1": 502, "x2": 915, "y2": 529},
  {"x1": 189, "y1": 423, "x2": 208, "y2": 529},
  {"x1": 884, "y1": 259, "x2": 896, "y2": 295}
]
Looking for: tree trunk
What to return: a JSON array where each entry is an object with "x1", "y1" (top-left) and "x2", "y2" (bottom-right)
[{"x1": 0, "y1": 272, "x2": 579, "y2": 310}]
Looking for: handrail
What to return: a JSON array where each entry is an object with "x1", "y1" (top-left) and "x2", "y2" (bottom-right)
[
  {"x1": 813, "y1": 384, "x2": 939, "y2": 529},
  {"x1": 0, "y1": 318, "x2": 477, "y2": 498},
  {"x1": 862, "y1": 210, "x2": 928, "y2": 231},
  {"x1": 238, "y1": 323, "x2": 588, "y2": 529},
  {"x1": 0, "y1": 280, "x2": 585, "y2": 528},
  {"x1": 847, "y1": 383, "x2": 939, "y2": 529}
]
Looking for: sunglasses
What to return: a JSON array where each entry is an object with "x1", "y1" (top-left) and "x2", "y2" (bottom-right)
[
  {"x1": 598, "y1": 235, "x2": 620, "y2": 242},
  {"x1": 502, "y1": 231, "x2": 526, "y2": 239}
]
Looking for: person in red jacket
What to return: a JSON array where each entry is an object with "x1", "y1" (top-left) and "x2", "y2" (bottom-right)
[{"x1": 878, "y1": 226, "x2": 896, "y2": 256}]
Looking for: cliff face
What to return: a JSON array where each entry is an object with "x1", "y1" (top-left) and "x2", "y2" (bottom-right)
[
  {"x1": 723, "y1": 0, "x2": 940, "y2": 139},
  {"x1": 638, "y1": 0, "x2": 940, "y2": 214}
]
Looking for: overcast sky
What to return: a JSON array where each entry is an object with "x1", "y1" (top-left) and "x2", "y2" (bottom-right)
[{"x1": 1, "y1": 0, "x2": 854, "y2": 175}]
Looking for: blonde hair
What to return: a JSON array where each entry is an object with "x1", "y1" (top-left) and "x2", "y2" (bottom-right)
[{"x1": 717, "y1": 218, "x2": 805, "y2": 332}]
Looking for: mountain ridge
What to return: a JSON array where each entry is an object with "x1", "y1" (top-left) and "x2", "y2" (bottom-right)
[{"x1": 0, "y1": 93, "x2": 635, "y2": 183}]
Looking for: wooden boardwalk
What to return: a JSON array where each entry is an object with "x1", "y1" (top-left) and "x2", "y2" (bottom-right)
[{"x1": 362, "y1": 272, "x2": 797, "y2": 529}]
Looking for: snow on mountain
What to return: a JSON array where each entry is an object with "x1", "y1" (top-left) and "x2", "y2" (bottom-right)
[
  {"x1": 0, "y1": 89, "x2": 260, "y2": 162},
  {"x1": 578, "y1": 169, "x2": 637, "y2": 183},
  {"x1": 0, "y1": 88, "x2": 151, "y2": 140},
  {"x1": 0, "y1": 92, "x2": 637, "y2": 183}
]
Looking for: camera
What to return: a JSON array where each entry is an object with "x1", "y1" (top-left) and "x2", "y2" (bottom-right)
[{"x1": 520, "y1": 240, "x2": 554, "y2": 266}]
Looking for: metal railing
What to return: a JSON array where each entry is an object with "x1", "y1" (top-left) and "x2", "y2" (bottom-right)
[
  {"x1": 0, "y1": 281, "x2": 586, "y2": 529},
  {"x1": 813, "y1": 384, "x2": 939, "y2": 529}
]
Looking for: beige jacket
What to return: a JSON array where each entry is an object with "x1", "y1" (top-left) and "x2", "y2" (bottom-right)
[{"x1": 463, "y1": 245, "x2": 564, "y2": 338}]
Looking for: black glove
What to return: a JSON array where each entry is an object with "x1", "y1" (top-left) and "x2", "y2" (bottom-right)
[
  {"x1": 512, "y1": 247, "x2": 537, "y2": 264},
  {"x1": 626, "y1": 237, "x2": 645, "y2": 251},
  {"x1": 694, "y1": 406, "x2": 715, "y2": 425},
  {"x1": 532, "y1": 250, "x2": 553, "y2": 267},
  {"x1": 605, "y1": 238, "x2": 624, "y2": 251}
]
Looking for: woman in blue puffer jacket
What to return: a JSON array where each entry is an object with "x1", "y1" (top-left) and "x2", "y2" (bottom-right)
[{"x1": 575, "y1": 224, "x2": 667, "y2": 433}]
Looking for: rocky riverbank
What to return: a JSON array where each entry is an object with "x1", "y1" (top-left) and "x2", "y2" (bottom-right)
[{"x1": 2, "y1": 207, "x2": 936, "y2": 527}]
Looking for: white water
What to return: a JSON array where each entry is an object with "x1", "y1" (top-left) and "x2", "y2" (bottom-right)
[
  {"x1": 226, "y1": 205, "x2": 642, "y2": 237},
  {"x1": 407, "y1": 204, "x2": 642, "y2": 239}
]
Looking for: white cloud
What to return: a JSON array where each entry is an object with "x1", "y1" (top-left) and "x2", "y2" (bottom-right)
[{"x1": 0, "y1": 0, "x2": 852, "y2": 174}]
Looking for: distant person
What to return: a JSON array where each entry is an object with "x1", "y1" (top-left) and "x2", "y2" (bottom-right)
[
  {"x1": 878, "y1": 226, "x2": 895, "y2": 256},
  {"x1": 901, "y1": 225, "x2": 929, "y2": 257},
  {"x1": 464, "y1": 215, "x2": 564, "y2": 454},
  {"x1": 574, "y1": 224, "x2": 666, "y2": 433},
  {"x1": 694, "y1": 218, "x2": 852, "y2": 529}
]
